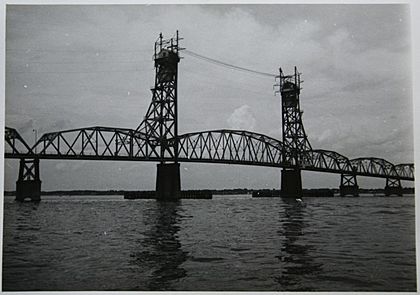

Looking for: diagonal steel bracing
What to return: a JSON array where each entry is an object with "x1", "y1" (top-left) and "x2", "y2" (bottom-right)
[
  {"x1": 135, "y1": 32, "x2": 182, "y2": 162},
  {"x1": 4, "y1": 127, "x2": 414, "y2": 181}
]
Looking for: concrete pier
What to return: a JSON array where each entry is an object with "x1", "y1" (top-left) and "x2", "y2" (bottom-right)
[
  {"x1": 339, "y1": 184, "x2": 359, "y2": 197},
  {"x1": 16, "y1": 158, "x2": 41, "y2": 202},
  {"x1": 280, "y1": 168, "x2": 303, "y2": 198},
  {"x1": 384, "y1": 186, "x2": 403, "y2": 196},
  {"x1": 156, "y1": 163, "x2": 181, "y2": 201}
]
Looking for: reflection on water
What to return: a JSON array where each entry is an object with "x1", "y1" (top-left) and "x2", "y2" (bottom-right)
[
  {"x1": 276, "y1": 198, "x2": 322, "y2": 290},
  {"x1": 131, "y1": 201, "x2": 187, "y2": 290},
  {"x1": 13, "y1": 202, "x2": 42, "y2": 248},
  {"x1": 2, "y1": 195, "x2": 416, "y2": 291}
]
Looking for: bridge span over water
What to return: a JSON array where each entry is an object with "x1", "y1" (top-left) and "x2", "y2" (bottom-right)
[{"x1": 4, "y1": 32, "x2": 414, "y2": 201}]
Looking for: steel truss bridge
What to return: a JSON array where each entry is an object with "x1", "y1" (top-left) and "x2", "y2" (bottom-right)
[{"x1": 4, "y1": 31, "x2": 414, "y2": 201}]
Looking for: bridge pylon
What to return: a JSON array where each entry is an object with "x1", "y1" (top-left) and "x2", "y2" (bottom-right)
[
  {"x1": 276, "y1": 67, "x2": 311, "y2": 197},
  {"x1": 16, "y1": 157, "x2": 41, "y2": 202},
  {"x1": 280, "y1": 168, "x2": 303, "y2": 197},
  {"x1": 137, "y1": 31, "x2": 183, "y2": 201},
  {"x1": 339, "y1": 173, "x2": 359, "y2": 197},
  {"x1": 384, "y1": 178, "x2": 403, "y2": 196}
]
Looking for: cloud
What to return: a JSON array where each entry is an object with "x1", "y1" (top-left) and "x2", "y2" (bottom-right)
[{"x1": 227, "y1": 104, "x2": 257, "y2": 131}]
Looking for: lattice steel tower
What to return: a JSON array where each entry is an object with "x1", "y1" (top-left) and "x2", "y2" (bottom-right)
[
  {"x1": 136, "y1": 31, "x2": 182, "y2": 200},
  {"x1": 275, "y1": 67, "x2": 312, "y2": 197},
  {"x1": 136, "y1": 31, "x2": 182, "y2": 161}
]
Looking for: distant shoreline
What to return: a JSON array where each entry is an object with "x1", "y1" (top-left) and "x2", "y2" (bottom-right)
[{"x1": 3, "y1": 187, "x2": 415, "y2": 197}]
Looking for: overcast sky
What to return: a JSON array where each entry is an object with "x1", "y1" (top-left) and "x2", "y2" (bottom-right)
[{"x1": 4, "y1": 4, "x2": 414, "y2": 190}]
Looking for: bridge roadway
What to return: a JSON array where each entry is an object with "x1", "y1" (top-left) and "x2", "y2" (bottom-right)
[{"x1": 4, "y1": 126, "x2": 415, "y2": 181}]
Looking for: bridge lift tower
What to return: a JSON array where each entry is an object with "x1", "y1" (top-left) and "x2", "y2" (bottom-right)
[
  {"x1": 276, "y1": 67, "x2": 312, "y2": 197},
  {"x1": 136, "y1": 31, "x2": 183, "y2": 201}
]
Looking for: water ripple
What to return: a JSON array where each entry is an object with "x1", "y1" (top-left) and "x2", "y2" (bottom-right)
[{"x1": 2, "y1": 195, "x2": 416, "y2": 291}]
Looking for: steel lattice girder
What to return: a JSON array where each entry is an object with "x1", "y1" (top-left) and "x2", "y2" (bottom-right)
[
  {"x1": 31, "y1": 126, "x2": 160, "y2": 160},
  {"x1": 278, "y1": 68, "x2": 312, "y2": 168},
  {"x1": 4, "y1": 127, "x2": 415, "y2": 181},
  {"x1": 300, "y1": 149, "x2": 354, "y2": 174},
  {"x1": 350, "y1": 157, "x2": 401, "y2": 179},
  {"x1": 135, "y1": 33, "x2": 180, "y2": 161},
  {"x1": 4, "y1": 127, "x2": 33, "y2": 156},
  {"x1": 175, "y1": 129, "x2": 285, "y2": 166},
  {"x1": 394, "y1": 163, "x2": 415, "y2": 179}
]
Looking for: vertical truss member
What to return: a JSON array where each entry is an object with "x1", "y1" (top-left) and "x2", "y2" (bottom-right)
[
  {"x1": 136, "y1": 31, "x2": 183, "y2": 200},
  {"x1": 275, "y1": 67, "x2": 312, "y2": 197},
  {"x1": 136, "y1": 31, "x2": 183, "y2": 161}
]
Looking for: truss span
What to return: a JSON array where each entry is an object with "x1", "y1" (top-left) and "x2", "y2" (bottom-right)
[
  {"x1": 350, "y1": 157, "x2": 413, "y2": 181},
  {"x1": 175, "y1": 129, "x2": 286, "y2": 167},
  {"x1": 4, "y1": 127, "x2": 33, "y2": 157},
  {"x1": 4, "y1": 127, "x2": 414, "y2": 181},
  {"x1": 29, "y1": 126, "x2": 161, "y2": 161},
  {"x1": 300, "y1": 149, "x2": 354, "y2": 174},
  {"x1": 298, "y1": 153, "x2": 413, "y2": 180},
  {"x1": 395, "y1": 163, "x2": 415, "y2": 180}
]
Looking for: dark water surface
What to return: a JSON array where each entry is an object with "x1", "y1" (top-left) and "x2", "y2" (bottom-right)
[{"x1": 2, "y1": 195, "x2": 416, "y2": 291}]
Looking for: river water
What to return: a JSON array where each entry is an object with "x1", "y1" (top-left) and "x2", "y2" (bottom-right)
[{"x1": 2, "y1": 195, "x2": 416, "y2": 291}]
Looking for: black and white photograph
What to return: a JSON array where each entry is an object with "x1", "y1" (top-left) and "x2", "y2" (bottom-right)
[{"x1": 1, "y1": 2, "x2": 418, "y2": 292}]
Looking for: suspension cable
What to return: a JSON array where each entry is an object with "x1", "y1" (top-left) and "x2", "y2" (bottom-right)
[{"x1": 183, "y1": 49, "x2": 276, "y2": 78}]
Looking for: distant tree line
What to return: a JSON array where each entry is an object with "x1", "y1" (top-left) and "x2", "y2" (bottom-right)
[{"x1": 3, "y1": 187, "x2": 415, "y2": 196}]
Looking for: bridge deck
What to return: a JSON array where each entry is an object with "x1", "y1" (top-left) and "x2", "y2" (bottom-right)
[{"x1": 4, "y1": 127, "x2": 415, "y2": 181}]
